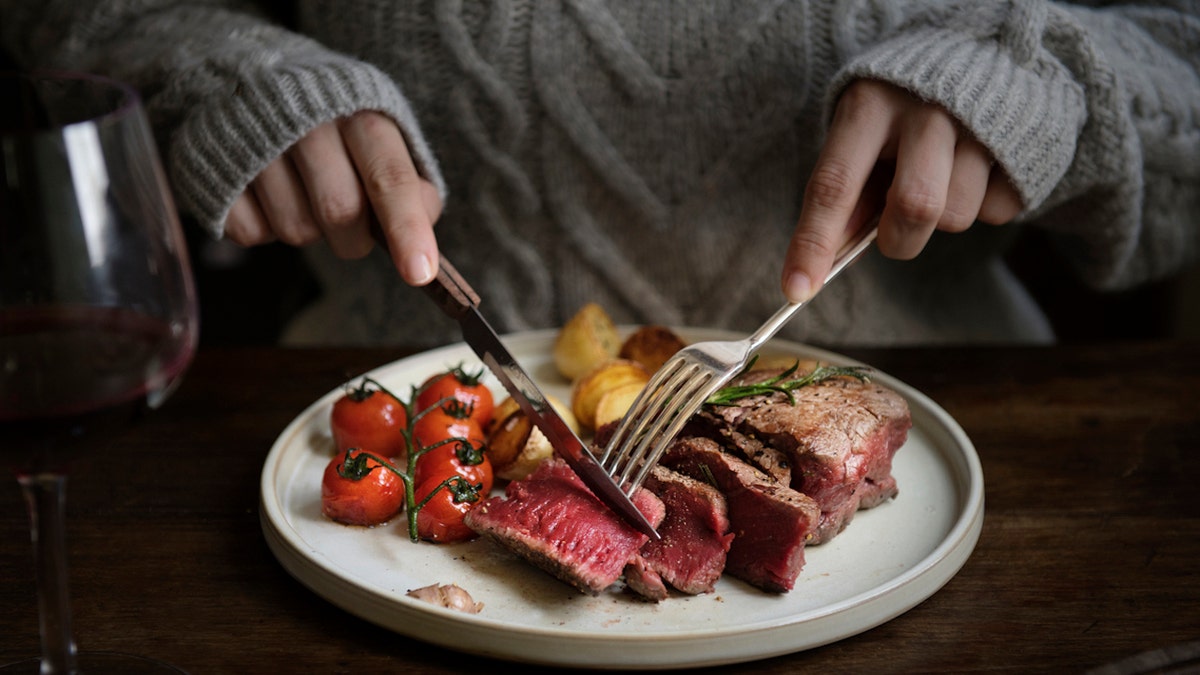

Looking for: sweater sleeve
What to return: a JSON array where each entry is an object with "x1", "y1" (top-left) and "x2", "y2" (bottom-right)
[
  {"x1": 0, "y1": 0, "x2": 447, "y2": 238},
  {"x1": 826, "y1": 0, "x2": 1200, "y2": 291}
]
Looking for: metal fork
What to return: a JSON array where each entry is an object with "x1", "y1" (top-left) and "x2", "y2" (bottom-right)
[{"x1": 598, "y1": 221, "x2": 880, "y2": 494}]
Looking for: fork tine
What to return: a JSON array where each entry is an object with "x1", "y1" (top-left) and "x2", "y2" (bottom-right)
[
  {"x1": 608, "y1": 369, "x2": 708, "y2": 477},
  {"x1": 613, "y1": 373, "x2": 717, "y2": 492},
  {"x1": 599, "y1": 356, "x2": 693, "y2": 468}
]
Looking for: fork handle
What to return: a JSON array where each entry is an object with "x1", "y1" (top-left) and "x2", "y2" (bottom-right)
[{"x1": 747, "y1": 219, "x2": 879, "y2": 351}]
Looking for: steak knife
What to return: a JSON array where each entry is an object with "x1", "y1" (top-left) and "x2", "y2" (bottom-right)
[{"x1": 419, "y1": 255, "x2": 660, "y2": 541}]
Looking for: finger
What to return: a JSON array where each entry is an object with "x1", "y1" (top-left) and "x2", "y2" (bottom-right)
[
  {"x1": 340, "y1": 111, "x2": 439, "y2": 286},
  {"x1": 252, "y1": 158, "x2": 322, "y2": 247},
  {"x1": 878, "y1": 108, "x2": 956, "y2": 260},
  {"x1": 289, "y1": 122, "x2": 374, "y2": 259},
  {"x1": 939, "y1": 137, "x2": 993, "y2": 233},
  {"x1": 977, "y1": 168, "x2": 1023, "y2": 225},
  {"x1": 419, "y1": 178, "x2": 444, "y2": 223},
  {"x1": 785, "y1": 85, "x2": 894, "y2": 302},
  {"x1": 224, "y1": 191, "x2": 276, "y2": 247}
]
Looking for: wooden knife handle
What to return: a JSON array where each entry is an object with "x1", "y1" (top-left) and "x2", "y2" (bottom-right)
[
  {"x1": 421, "y1": 255, "x2": 481, "y2": 319},
  {"x1": 369, "y1": 220, "x2": 480, "y2": 319}
]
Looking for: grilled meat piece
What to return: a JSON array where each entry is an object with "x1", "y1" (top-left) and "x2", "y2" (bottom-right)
[
  {"x1": 464, "y1": 458, "x2": 666, "y2": 595},
  {"x1": 624, "y1": 464, "x2": 734, "y2": 601},
  {"x1": 716, "y1": 376, "x2": 910, "y2": 543},
  {"x1": 663, "y1": 436, "x2": 819, "y2": 593}
]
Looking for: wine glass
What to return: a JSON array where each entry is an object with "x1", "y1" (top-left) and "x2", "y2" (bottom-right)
[{"x1": 0, "y1": 71, "x2": 199, "y2": 672}]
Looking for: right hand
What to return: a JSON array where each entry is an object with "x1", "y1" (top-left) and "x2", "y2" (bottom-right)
[{"x1": 224, "y1": 110, "x2": 444, "y2": 286}]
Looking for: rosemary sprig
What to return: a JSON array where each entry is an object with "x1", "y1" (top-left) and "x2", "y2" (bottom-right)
[{"x1": 704, "y1": 359, "x2": 871, "y2": 407}]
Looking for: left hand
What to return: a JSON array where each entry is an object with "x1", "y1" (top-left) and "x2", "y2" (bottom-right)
[{"x1": 782, "y1": 79, "x2": 1023, "y2": 302}]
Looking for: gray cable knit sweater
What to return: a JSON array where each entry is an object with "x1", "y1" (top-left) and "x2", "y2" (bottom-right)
[{"x1": 5, "y1": 0, "x2": 1198, "y2": 347}]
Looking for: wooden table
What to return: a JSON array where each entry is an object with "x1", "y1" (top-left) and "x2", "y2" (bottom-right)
[{"x1": 2, "y1": 342, "x2": 1198, "y2": 673}]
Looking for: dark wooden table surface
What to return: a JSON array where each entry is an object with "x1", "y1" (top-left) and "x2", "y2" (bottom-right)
[{"x1": 2, "y1": 341, "x2": 1198, "y2": 674}]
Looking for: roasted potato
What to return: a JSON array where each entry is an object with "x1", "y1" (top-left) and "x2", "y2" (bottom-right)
[
  {"x1": 496, "y1": 425, "x2": 555, "y2": 481},
  {"x1": 486, "y1": 394, "x2": 577, "y2": 480},
  {"x1": 570, "y1": 358, "x2": 651, "y2": 430},
  {"x1": 553, "y1": 303, "x2": 620, "y2": 381},
  {"x1": 593, "y1": 380, "x2": 646, "y2": 429},
  {"x1": 618, "y1": 324, "x2": 686, "y2": 373},
  {"x1": 486, "y1": 403, "x2": 532, "y2": 471}
]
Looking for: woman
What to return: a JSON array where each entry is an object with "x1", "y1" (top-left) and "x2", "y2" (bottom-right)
[{"x1": 4, "y1": 0, "x2": 1197, "y2": 346}]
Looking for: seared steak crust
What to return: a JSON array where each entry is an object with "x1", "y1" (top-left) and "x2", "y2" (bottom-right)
[
  {"x1": 727, "y1": 377, "x2": 910, "y2": 543},
  {"x1": 683, "y1": 412, "x2": 793, "y2": 485}
]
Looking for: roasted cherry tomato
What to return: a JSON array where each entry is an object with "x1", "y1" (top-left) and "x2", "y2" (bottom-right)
[
  {"x1": 415, "y1": 475, "x2": 480, "y2": 543},
  {"x1": 330, "y1": 378, "x2": 408, "y2": 459},
  {"x1": 416, "y1": 365, "x2": 494, "y2": 429},
  {"x1": 321, "y1": 449, "x2": 405, "y2": 526},
  {"x1": 412, "y1": 401, "x2": 486, "y2": 453},
  {"x1": 412, "y1": 440, "x2": 494, "y2": 497}
]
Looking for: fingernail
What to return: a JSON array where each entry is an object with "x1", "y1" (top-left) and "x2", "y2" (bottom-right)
[
  {"x1": 784, "y1": 272, "x2": 813, "y2": 303},
  {"x1": 404, "y1": 252, "x2": 434, "y2": 285}
]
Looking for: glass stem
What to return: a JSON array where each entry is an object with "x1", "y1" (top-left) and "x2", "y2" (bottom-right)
[{"x1": 17, "y1": 472, "x2": 79, "y2": 674}]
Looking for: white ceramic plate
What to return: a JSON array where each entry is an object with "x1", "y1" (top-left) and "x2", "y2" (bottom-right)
[{"x1": 260, "y1": 329, "x2": 984, "y2": 669}]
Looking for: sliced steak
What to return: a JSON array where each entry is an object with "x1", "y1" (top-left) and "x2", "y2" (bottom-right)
[
  {"x1": 464, "y1": 457, "x2": 666, "y2": 595},
  {"x1": 623, "y1": 555, "x2": 670, "y2": 602},
  {"x1": 730, "y1": 377, "x2": 911, "y2": 543},
  {"x1": 624, "y1": 465, "x2": 734, "y2": 601},
  {"x1": 662, "y1": 436, "x2": 819, "y2": 593},
  {"x1": 537, "y1": 366, "x2": 909, "y2": 598},
  {"x1": 682, "y1": 412, "x2": 792, "y2": 485}
]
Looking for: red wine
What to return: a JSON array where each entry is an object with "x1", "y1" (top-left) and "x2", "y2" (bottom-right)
[{"x1": 0, "y1": 305, "x2": 195, "y2": 463}]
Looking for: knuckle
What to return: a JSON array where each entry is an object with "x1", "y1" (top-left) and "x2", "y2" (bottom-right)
[
  {"x1": 833, "y1": 80, "x2": 894, "y2": 126},
  {"x1": 978, "y1": 171, "x2": 1023, "y2": 224},
  {"x1": 938, "y1": 205, "x2": 975, "y2": 233},
  {"x1": 314, "y1": 193, "x2": 363, "y2": 230},
  {"x1": 225, "y1": 229, "x2": 260, "y2": 247},
  {"x1": 277, "y1": 227, "x2": 320, "y2": 247},
  {"x1": 804, "y1": 159, "x2": 858, "y2": 212},
  {"x1": 978, "y1": 192, "x2": 1022, "y2": 225},
  {"x1": 891, "y1": 185, "x2": 944, "y2": 227},
  {"x1": 389, "y1": 210, "x2": 432, "y2": 241},
  {"x1": 362, "y1": 157, "x2": 418, "y2": 195},
  {"x1": 348, "y1": 109, "x2": 387, "y2": 132},
  {"x1": 225, "y1": 221, "x2": 266, "y2": 247},
  {"x1": 788, "y1": 228, "x2": 838, "y2": 261},
  {"x1": 272, "y1": 213, "x2": 321, "y2": 247}
]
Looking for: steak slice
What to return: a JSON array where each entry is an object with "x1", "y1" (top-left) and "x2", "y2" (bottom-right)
[
  {"x1": 662, "y1": 436, "x2": 819, "y2": 593},
  {"x1": 683, "y1": 412, "x2": 792, "y2": 485},
  {"x1": 728, "y1": 377, "x2": 911, "y2": 544},
  {"x1": 624, "y1": 465, "x2": 734, "y2": 601},
  {"x1": 464, "y1": 458, "x2": 666, "y2": 595},
  {"x1": 623, "y1": 554, "x2": 670, "y2": 602}
]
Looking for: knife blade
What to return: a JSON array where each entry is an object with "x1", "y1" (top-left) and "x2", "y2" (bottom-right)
[{"x1": 420, "y1": 255, "x2": 660, "y2": 541}]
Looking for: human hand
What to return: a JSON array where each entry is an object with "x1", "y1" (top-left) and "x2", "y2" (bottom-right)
[
  {"x1": 783, "y1": 80, "x2": 1022, "y2": 302},
  {"x1": 224, "y1": 110, "x2": 443, "y2": 286}
]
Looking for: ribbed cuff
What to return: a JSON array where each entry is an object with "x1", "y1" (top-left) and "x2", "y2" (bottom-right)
[
  {"x1": 825, "y1": 25, "x2": 1088, "y2": 212},
  {"x1": 169, "y1": 57, "x2": 446, "y2": 237}
]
